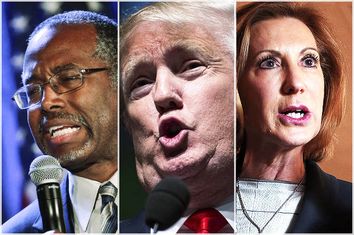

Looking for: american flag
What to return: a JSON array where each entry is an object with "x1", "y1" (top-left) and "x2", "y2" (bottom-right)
[{"x1": 1, "y1": 1, "x2": 117, "y2": 223}]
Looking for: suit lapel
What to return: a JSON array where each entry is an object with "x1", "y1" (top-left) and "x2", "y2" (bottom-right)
[{"x1": 287, "y1": 161, "x2": 334, "y2": 232}]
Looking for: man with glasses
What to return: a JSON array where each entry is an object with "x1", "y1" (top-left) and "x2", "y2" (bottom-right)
[{"x1": 3, "y1": 10, "x2": 118, "y2": 233}]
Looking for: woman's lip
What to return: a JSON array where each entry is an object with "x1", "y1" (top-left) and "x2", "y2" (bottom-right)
[
  {"x1": 278, "y1": 112, "x2": 311, "y2": 125},
  {"x1": 159, "y1": 129, "x2": 188, "y2": 155},
  {"x1": 280, "y1": 104, "x2": 309, "y2": 113}
]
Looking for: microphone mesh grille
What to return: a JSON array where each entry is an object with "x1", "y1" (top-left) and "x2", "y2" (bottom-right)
[{"x1": 29, "y1": 155, "x2": 63, "y2": 186}]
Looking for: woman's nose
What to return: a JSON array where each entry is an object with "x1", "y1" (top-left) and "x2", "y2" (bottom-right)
[{"x1": 281, "y1": 64, "x2": 305, "y2": 95}]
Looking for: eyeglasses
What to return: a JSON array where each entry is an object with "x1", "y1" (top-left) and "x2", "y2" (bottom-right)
[{"x1": 12, "y1": 67, "x2": 107, "y2": 110}]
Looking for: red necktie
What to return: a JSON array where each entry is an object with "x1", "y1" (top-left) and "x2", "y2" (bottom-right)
[{"x1": 184, "y1": 208, "x2": 228, "y2": 233}]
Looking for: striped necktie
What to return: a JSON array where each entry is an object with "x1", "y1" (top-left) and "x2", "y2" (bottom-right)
[{"x1": 99, "y1": 182, "x2": 118, "y2": 233}]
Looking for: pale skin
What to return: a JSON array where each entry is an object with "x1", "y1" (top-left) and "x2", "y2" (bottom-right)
[
  {"x1": 24, "y1": 25, "x2": 117, "y2": 182},
  {"x1": 238, "y1": 18, "x2": 325, "y2": 182},
  {"x1": 122, "y1": 21, "x2": 234, "y2": 209}
]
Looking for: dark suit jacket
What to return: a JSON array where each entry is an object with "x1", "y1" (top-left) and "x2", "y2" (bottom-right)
[
  {"x1": 120, "y1": 161, "x2": 352, "y2": 233},
  {"x1": 2, "y1": 174, "x2": 75, "y2": 233},
  {"x1": 287, "y1": 160, "x2": 352, "y2": 233},
  {"x1": 120, "y1": 210, "x2": 149, "y2": 233}
]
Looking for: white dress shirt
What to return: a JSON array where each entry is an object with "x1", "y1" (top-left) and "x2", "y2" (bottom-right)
[
  {"x1": 68, "y1": 171, "x2": 118, "y2": 233},
  {"x1": 156, "y1": 196, "x2": 234, "y2": 234}
]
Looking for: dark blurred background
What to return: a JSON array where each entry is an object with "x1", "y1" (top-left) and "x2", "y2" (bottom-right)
[
  {"x1": 119, "y1": 1, "x2": 152, "y2": 221},
  {"x1": 1, "y1": 1, "x2": 117, "y2": 224}
]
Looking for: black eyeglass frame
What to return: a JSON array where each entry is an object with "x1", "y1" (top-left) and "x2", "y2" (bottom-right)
[{"x1": 12, "y1": 67, "x2": 108, "y2": 110}]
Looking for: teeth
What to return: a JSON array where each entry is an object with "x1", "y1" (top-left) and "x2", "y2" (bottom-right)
[
  {"x1": 51, "y1": 126, "x2": 80, "y2": 138},
  {"x1": 286, "y1": 112, "x2": 304, "y2": 119},
  {"x1": 49, "y1": 125, "x2": 64, "y2": 135}
]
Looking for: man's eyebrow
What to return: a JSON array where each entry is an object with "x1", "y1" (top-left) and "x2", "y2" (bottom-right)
[
  {"x1": 121, "y1": 54, "x2": 153, "y2": 88},
  {"x1": 52, "y1": 63, "x2": 77, "y2": 73},
  {"x1": 22, "y1": 63, "x2": 78, "y2": 85}
]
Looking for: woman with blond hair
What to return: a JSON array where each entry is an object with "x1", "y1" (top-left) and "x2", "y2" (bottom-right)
[{"x1": 236, "y1": 2, "x2": 351, "y2": 233}]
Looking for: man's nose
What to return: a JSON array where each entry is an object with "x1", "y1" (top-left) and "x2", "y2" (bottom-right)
[
  {"x1": 41, "y1": 84, "x2": 65, "y2": 111},
  {"x1": 153, "y1": 67, "x2": 183, "y2": 114},
  {"x1": 281, "y1": 64, "x2": 305, "y2": 95}
]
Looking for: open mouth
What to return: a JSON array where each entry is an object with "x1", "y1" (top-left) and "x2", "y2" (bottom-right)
[
  {"x1": 159, "y1": 119, "x2": 183, "y2": 139},
  {"x1": 282, "y1": 109, "x2": 306, "y2": 119},
  {"x1": 158, "y1": 117, "x2": 189, "y2": 155},
  {"x1": 49, "y1": 125, "x2": 81, "y2": 138},
  {"x1": 280, "y1": 106, "x2": 309, "y2": 120}
]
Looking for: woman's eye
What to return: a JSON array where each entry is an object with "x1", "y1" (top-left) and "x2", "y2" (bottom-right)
[
  {"x1": 301, "y1": 54, "x2": 319, "y2": 68},
  {"x1": 258, "y1": 57, "x2": 279, "y2": 69}
]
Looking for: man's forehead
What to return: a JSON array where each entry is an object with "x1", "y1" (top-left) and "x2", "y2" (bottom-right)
[
  {"x1": 22, "y1": 24, "x2": 98, "y2": 83},
  {"x1": 27, "y1": 24, "x2": 96, "y2": 53},
  {"x1": 121, "y1": 38, "x2": 216, "y2": 87},
  {"x1": 131, "y1": 21, "x2": 214, "y2": 50},
  {"x1": 121, "y1": 21, "x2": 217, "y2": 73}
]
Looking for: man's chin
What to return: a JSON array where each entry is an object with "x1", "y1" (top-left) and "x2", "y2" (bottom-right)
[
  {"x1": 44, "y1": 149, "x2": 88, "y2": 169},
  {"x1": 57, "y1": 156, "x2": 90, "y2": 173}
]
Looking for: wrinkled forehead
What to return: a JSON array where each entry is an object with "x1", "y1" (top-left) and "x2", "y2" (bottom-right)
[
  {"x1": 22, "y1": 24, "x2": 98, "y2": 83},
  {"x1": 120, "y1": 20, "x2": 219, "y2": 80}
]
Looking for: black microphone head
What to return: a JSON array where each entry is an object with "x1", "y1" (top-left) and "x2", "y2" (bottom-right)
[
  {"x1": 29, "y1": 155, "x2": 64, "y2": 186},
  {"x1": 145, "y1": 177, "x2": 190, "y2": 231}
]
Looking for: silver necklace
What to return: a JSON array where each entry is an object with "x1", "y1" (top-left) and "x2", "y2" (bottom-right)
[{"x1": 236, "y1": 177, "x2": 304, "y2": 233}]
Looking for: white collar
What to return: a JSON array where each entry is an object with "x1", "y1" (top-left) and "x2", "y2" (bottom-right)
[
  {"x1": 68, "y1": 171, "x2": 118, "y2": 232},
  {"x1": 157, "y1": 196, "x2": 234, "y2": 234}
]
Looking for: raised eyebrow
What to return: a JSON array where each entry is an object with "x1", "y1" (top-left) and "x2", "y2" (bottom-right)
[
  {"x1": 300, "y1": 47, "x2": 319, "y2": 55},
  {"x1": 255, "y1": 48, "x2": 319, "y2": 57},
  {"x1": 255, "y1": 49, "x2": 282, "y2": 58}
]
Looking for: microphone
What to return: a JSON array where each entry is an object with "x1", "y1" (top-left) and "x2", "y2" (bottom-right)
[
  {"x1": 145, "y1": 177, "x2": 190, "y2": 233},
  {"x1": 29, "y1": 155, "x2": 66, "y2": 233}
]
